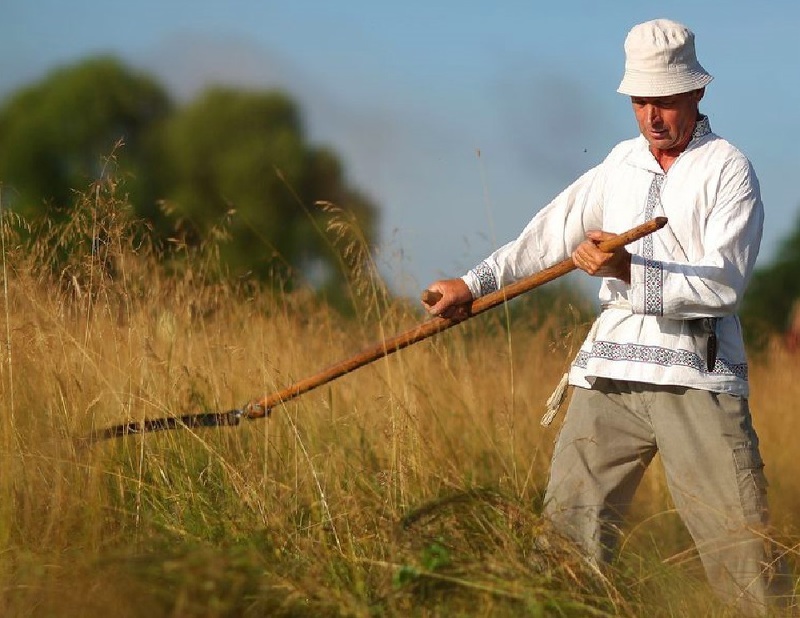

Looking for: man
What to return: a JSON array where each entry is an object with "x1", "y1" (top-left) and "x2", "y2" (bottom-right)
[{"x1": 423, "y1": 18, "x2": 792, "y2": 614}]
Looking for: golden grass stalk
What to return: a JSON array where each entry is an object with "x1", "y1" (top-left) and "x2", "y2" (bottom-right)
[{"x1": 0, "y1": 166, "x2": 796, "y2": 617}]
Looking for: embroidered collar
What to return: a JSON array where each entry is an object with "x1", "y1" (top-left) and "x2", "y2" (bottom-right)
[
  {"x1": 690, "y1": 115, "x2": 711, "y2": 144},
  {"x1": 628, "y1": 114, "x2": 713, "y2": 173}
]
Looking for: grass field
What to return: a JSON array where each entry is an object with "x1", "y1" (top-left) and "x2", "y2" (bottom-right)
[{"x1": 1, "y1": 177, "x2": 797, "y2": 617}]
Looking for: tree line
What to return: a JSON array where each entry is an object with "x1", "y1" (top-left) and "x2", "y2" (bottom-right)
[
  {"x1": 0, "y1": 56, "x2": 377, "y2": 297},
  {"x1": 742, "y1": 214, "x2": 800, "y2": 348}
]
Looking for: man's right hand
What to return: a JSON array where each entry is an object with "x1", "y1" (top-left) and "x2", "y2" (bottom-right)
[{"x1": 421, "y1": 278, "x2": 473, "y2": 319}]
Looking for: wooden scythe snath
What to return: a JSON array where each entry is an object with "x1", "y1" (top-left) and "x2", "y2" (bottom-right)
[{"x1": 88, "y1": 217, "x2": 667, "y2": 442}]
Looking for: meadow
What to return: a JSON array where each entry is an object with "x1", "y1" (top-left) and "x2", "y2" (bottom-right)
[{"x1": 1, "y1": 174, "x2": 797, "y2": 617}]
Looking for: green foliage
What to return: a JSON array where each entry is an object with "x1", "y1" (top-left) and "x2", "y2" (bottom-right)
[
  {"x1": 742, "y1": 210, "x2": 800, "y2": 346},
  {"x1": 0, "y1": 56, "x2": 378, "y2": 296},
  {"x1": 0, "y1": 56, "x2": 171, "y2": 219},
  {"x1": 156, "y1": 87, "x2": 377, "y2": 288},
  {"x1": 393, "y1": 538, "x2": 452, "y2": 589}
]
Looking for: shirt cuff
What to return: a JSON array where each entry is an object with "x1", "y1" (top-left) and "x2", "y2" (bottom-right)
[
  {"x1": 462, "y1": 260, "x2": 499, "y2": 298},
  {"x1": 461, "y1": 272, "x2": 482, "y2": 299}
]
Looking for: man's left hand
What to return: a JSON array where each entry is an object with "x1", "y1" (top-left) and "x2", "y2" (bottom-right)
[{"x1": 572, "y1": 230, "x2": 632, "y2": 284}]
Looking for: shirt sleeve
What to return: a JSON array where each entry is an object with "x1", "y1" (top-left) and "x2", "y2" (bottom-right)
[
  {"x1": 629, "y1": 155, "x2": 764, "y2": 319},
  {"x1": 462, "y1": 165, "x2": 606, "y2": 298}
]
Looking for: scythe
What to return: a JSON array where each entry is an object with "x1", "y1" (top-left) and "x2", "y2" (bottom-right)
[{"x1": 88, "y1": 217, "x2": 667, "y2": 442}]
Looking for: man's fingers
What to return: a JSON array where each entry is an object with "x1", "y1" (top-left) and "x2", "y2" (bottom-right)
[
  {"x1": 421, "y1": 289, "x2": 443, "y2": 306},
  {"x1": 573, "y1": 240, "x2": 604, "y2": 275},
  {"x1": 438, "y1": 304, "x2": 470, "y2": 320},
  {"x1": 586, "y1": 230, "x2": 617, "y2": 243},
  {"x1": 572, "y1": 233, "x2": 631, "y2": 282}
]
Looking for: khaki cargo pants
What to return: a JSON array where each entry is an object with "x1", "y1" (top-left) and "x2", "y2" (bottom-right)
[{"x1": 543, "y1": 378, "x2": 793, "y2": 615}]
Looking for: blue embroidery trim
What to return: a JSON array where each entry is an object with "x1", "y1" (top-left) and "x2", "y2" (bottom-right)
[
  {"x1": 636, "y1": 117, "x2": 710, "y2": 316},
  {"x1": 471, "y1": 261, "x2": 498, "y2": 296},
  {"x1": 574, "y1": 340, "x2": 748, "y2": 380},
  {"x1": 642, "y1": 175, "x2": 664, "y2": 316},
  {"x1": 643, "y1": 259, "x2": 663, "y2": 315}
]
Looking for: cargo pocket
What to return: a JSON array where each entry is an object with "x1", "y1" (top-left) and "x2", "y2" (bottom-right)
[{"x1": 732, "y1": 443, "x2": 769, "y2": 525}]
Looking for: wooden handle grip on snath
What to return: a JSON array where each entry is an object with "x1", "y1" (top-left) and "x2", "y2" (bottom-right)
[{"x1": 243, "y1": 217, "x2": 667, "y2": 419}]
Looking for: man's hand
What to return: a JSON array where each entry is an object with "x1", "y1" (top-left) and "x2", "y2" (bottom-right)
[
  {"x1": 421, "y1": 278, "x2": 473, "y2": 319},
  {"x1": 572, "y1": 230, "x2": 632, "y2": 283}
]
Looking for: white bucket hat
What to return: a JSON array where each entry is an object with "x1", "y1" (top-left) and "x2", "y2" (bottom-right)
[{"x1": 617, "y1": 19, "x2": 713, "y2": 97}]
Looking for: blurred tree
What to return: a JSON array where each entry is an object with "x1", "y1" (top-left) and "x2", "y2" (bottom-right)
[
  {"x1": 741, "y1": 210, "x2": 800, "y2": 348},
  {"x1": 0, "y1": 56, "x2": 171, "y2": 219},
  {"x1": 157, "y1": 87, "x2": 378, "y2": 288},
  {"x1": 0, "y1": 59, "x2": 379, "y2": 296}
]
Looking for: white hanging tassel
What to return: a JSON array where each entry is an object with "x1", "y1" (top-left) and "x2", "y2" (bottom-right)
[
  {"x1": 540, "y1": 371, "x2": 570, "y2": 426},
  {"x1": 540, "y1": 314, "x2": 604, "y2": 427}
]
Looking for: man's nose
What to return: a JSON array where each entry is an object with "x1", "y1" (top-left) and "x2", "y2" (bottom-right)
[{"x1": 647, "y1": 105, "x2": 661, "y2": 125}]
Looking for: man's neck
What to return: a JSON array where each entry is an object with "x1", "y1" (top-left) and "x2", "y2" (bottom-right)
[
  {"x1": 652, "y1": 147, "x2": 684, "y2": 173},
  {"x1": 650, "y1": 117, "x2": 700, "y2": 172}
]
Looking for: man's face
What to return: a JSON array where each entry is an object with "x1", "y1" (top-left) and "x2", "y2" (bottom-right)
[{"x1": 631, "y1": 89, "x2": 704, "y2": 155}]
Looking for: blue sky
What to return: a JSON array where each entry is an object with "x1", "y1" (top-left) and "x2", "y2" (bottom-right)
[{"x1": 3, "y1": 1, "x2": 799, "y2": 296}]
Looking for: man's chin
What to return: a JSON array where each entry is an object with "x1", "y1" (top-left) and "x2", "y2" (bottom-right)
[{"x1": 646, "y1": 136, "x2": 678, "y2": 151}]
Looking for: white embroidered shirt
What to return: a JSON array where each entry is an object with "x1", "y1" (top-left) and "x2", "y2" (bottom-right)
[{"x1": 462, "y1": 117, "x2": 763, "y2": 396}]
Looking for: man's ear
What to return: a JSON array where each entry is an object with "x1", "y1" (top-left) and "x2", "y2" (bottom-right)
[{"x1": 694, "y1": 88, "x2": 706, "y2": 103}]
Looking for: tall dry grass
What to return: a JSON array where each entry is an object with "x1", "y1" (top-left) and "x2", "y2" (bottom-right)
[{"x1": 0, "y1": 168, "x2": 797, "y2": 617}]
